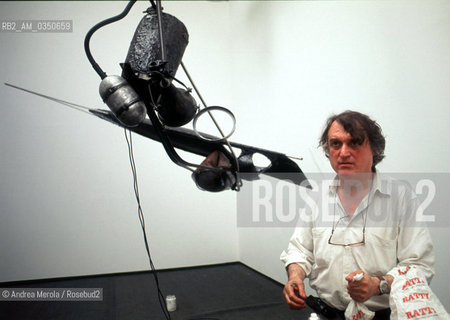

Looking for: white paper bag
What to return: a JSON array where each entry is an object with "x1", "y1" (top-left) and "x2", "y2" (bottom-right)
[{"x1": 389, "y1": 266, "x2": 449, "y2": 320}]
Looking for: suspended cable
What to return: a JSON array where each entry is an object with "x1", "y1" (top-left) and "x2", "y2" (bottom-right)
[
  {"x1": 124, "y1": 129, "x2": 172, "y2": 320},
  {"x1": 84, "y1": 0, "x2": 137, "y2": 79}
]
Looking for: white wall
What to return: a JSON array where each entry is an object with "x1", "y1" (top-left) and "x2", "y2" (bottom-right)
[{"x1": 0, "y1": 0, "x2": 449, "y2": 310}]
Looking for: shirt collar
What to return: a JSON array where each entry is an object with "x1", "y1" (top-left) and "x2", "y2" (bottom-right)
[
  {"x1": 328, "y1": 170, "x2": 392, "y2": 196},
  {"x1": 372, "y1": 170, "x2": 392, "y2": 196}
]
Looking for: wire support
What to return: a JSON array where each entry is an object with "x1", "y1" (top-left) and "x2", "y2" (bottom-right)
[{"x1": 124, "y1": 129, "x2": 172, "y2": 320}]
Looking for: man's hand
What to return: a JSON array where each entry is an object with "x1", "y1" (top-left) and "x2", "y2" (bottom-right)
[
  {"x1": 345, "y1": 270, "x2": 379, "y2": 302},
  {"x1": 283, "y1": 264, "x2": 307, "y2": 309}
]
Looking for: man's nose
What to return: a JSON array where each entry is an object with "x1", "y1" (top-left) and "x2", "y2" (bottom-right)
[{"x1": 340, "y1": 143, "x2": 351, "y2": 157}]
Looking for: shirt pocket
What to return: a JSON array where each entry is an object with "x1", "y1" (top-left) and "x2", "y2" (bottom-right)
[{"x1": 353, "y1": 230, "x2": 397, "y2": 275}]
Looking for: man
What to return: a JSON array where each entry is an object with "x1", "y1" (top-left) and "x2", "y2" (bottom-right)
[{"x1": 280, "y1": 111, "x2": 434, "y2": 319}]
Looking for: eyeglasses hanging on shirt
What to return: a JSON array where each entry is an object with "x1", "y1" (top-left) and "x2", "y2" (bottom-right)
[{"x1": 328, "y1": 190, "x2": 370, "y2": 247}]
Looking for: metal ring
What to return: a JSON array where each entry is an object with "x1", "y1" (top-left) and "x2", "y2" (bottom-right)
[{"x1": 192, "y1": 106, "x2": 236, "y2": 142}]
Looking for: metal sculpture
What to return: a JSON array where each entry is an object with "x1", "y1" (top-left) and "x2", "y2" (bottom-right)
[{"x1": 8, "y1": 0, "x2": 308, "y2": 192}]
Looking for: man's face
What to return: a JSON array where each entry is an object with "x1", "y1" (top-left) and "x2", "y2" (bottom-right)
[{"x1": 327, "y1": 121, "x2": 373, "y2": 174}]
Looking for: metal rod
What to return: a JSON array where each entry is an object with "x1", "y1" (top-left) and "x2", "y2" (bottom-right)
[
  {"x1": 4, "y1": 83, "x2": 92, "y2": 115},
  {"x1": 180, "y1": 62, "x2": 242, "y2": 190},
  {"x1": 155, "y1": 0, "x2": 166, "y2": 61},
  {"x1": 180, "y1": 61, "x2": 226, "y2": 138}
]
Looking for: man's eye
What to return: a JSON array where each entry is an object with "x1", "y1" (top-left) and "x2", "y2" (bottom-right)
[
  {"x1": 330, "y1": 140, "x2": 341, "y2": 147},
  {"x1": 350, "y1": 139, "x2": 362, "y2": 147}
]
